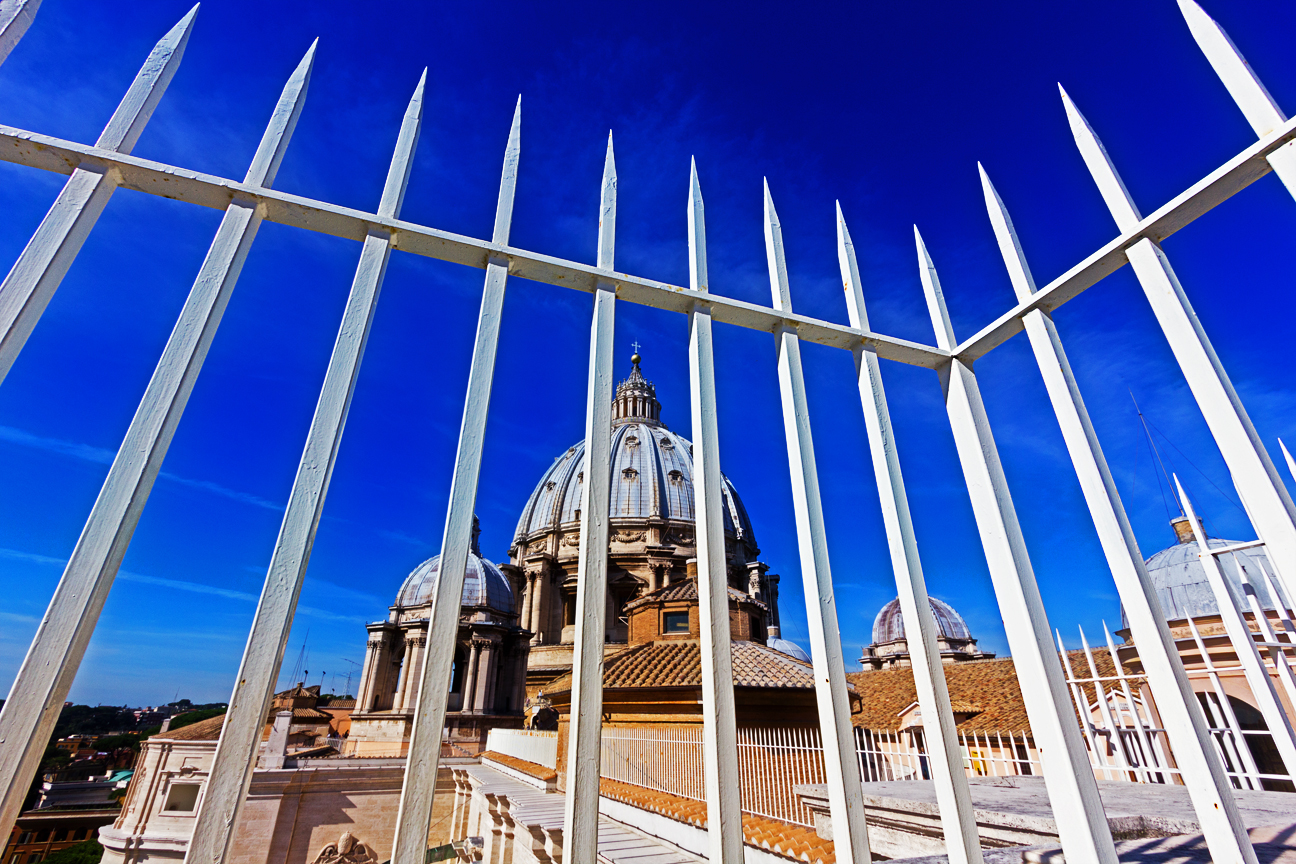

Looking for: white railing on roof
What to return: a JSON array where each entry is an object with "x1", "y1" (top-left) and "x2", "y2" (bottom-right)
[{"x1": 486, "y1": 728, "x2": 558, "y2": 769}]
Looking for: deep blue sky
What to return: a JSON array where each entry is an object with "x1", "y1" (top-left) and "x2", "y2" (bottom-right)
[{"x1": 1, "y1": 1, "x2": 1294, "y2": 706}]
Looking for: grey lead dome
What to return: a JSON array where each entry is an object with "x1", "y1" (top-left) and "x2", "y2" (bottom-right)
[{"x1": 872, "y1": 596, "x2": 972, "y2": 645}]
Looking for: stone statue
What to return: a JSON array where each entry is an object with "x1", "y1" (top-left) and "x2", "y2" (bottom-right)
[{"x1": 310, "y1": 832, "x2": 378, "y2": 864}]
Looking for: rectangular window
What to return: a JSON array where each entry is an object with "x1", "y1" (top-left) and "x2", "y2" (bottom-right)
[
  {"x1": 162, "y1": 783, "x2": 201, "y2": 813},
  {"x1": 662, "y1": 612, "x2": 689, "y2": 634}
]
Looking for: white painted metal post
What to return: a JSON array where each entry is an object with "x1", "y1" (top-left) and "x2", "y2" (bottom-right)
[
  {"x1": 562, "y1": 133, "x2": 617, "y2": 863},
  {"x1": 1281, "y1": 440, "x2": 1296, "y2": 493},
  {"x1": 836, "y1": 205, "x2": 982, "y2": 864},
  {"x1": 1177, "y1": 0, "x2": 1296, "y2": 199},
  {"x1": 763, "y1": 182, "x2": 870, "y2": 864},
  {"x1": 0, "y1": 6, "x2": 197, "y2": 387},
  {"x1": 0, "y1": 0, "x2": 40, "y2": 67},
  {"x1": 0, "y1": 42, "x2": 315, "y2": 845},
  {"x1": 1175, "y1": 478, "x2": 1296, "y2": 775},
  {"x1": 184, "y1": 71, "x2": 426, "y2": 864},
  {"x1": 686, "y1": 160, "x2": 744, "y2": 864},
  {"x1": 390, "y1": 97, "x2": 521, "y2": 864},
  {"x1": 1060, "y1": 88, "x2": 1296, "y2": 611},
  {"x1": 915, "y1": 227, "x2": 1116, "y2": 864},
  {"x1": 977, "y1": 165, "x2": 1255, "y2": 863}
]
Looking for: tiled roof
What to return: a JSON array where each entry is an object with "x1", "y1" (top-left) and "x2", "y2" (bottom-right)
[
  {"x1": 545, "y1": 640, "x2": 816, "y2": 694},
  {"x1": 483, "y1": 751, "x2": 558, "y2": 783},
  {"x1": 290, "y1": 708, "x2": 332, "y2": 720},
  {"x1": 319, "y1": 698, "x2": 356, "y2": 709},
  {"x1": 161, "y1": 714, "x2": 227, "y2": 741},
  {"x1": 623, "y1": 577, "x2": 765, "y2": 612},
  {"x1": 847, "y1": 649, "x2": 1133, "y2": 734},
  {"x1": 600, "y1": 778, "x2": 834, "y2": 864}
]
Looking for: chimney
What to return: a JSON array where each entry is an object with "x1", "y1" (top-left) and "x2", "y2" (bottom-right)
[
  {"x1": 261, "y1": 710, "x2": 292, "y2": 770},
  {"x1": 1171, "y1": 516, "x2": 1203, "y2": 545},
  {"x1": 685, "y1": 558, "x2": 698, "y2": 581}
]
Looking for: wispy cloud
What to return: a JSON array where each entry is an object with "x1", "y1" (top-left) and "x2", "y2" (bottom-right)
[
  {"x1": 0, "y1": 424, "x2": 283, "y2": 511},
  {"x1": 0, "y1": 547, "x2": 361, "y2": 624}
]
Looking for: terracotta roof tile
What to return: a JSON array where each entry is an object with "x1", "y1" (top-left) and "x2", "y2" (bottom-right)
[
  {"x1": 483, "y1": 751, "x2": 558, "y2": 783},
  {"x1": 545, "y1": 640, "x2": 818, "y2": 694},
  {"x1": 599, "y1": 778, "x2": 834, "y2": 864},
  {"x1": 847, "y1": 649, "x2": 1136, "y2": 734},
  {"x1": 623, "y1": 578, "x2": 766, "y2": 612},
  {"x1": 159, "y1": 713, "x2": 226, "y2": 741}
]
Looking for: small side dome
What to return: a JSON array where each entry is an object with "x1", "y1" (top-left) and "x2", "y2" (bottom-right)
[
  {"x1": 873, "y1": 596, "x2": 971, "y2": 645},
  {"x1": 1138, "y1": 516, "x2": 1287, "y2": 623},
  {"x1": 396, "y1": 518, "x2": 513, "y2": 614},
  {"x1": 767, "y1": 637, "x2": 811, "y2": 663}
]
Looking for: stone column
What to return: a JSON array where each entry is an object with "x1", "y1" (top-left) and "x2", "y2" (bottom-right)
[
  {"x1": 461, "y1": 640, "x2": 483, "y2": 714},
  {"x1": 530, "y1": 573, "x2": 546, "y2": 644},
  {"x1": 391, "y1": 635, "x2": 411, "y2": 713},
  {"x1": 520, "y1": 574, "x2": 536, "y2": 632},
  {"x1": 400, "y1": 635, "x2": 426, "y2": 713},
  {"x1": 474, "y1": 639, "x2": 497, "y2": 715},
  {"x1": 358, "y1": 636, "x2": 383, "y2": 711}
]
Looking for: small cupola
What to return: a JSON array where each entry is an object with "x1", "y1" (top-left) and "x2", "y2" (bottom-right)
[{"x1": 613, "y1": 351, "x2": 661, "y2": 426}]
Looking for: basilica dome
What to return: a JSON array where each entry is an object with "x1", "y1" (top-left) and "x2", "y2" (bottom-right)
[
  {"x1": 872, "y1": 596, "x2": 972, "y2": 645},
  {"x1": 511, "y1": 357, "x2": 757, "y2": 553},
  {"x1": 396, "y1": 519, "x2": 513, "y2": 614},
  {"x1": 860, "y1": 595, "x2": 993, "y2": 672},
  {"x1": 1135, "y1": 516, "x2": 1288, "y2": 623}
]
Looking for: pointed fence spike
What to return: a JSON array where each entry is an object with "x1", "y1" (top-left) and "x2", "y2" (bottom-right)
[
  {"x1": 1178, "y1": 0, "x2": 1285, "y2": 137},
  {"x1": 391, "y1": 97, "x2": 520, "y2": 864},
  {"x1": 0, "y1": 0, "x2": 41, "y2": 67},
  {"x1": 185, "y1": 77, "x2": 423, "y2": 864},
  {"x1": 840, "y1": 205, "x2": 983, "y2": 864},
  {"x1": 491, "y1": 97, "x2": 522, "y2": 246},
  {"x1": 244, "y1": 39, "x2": 317, "y2": 188},
  {"x1": 0, "y1": 30, "x2": 317, "y2": 843},
  {"x1": 1058, "y1": 85, "x2": 1142, "y2": 232},
  {"x1": 914, "y1": 227, "x2": 957, "y2": 351},
  {"x1": 685, "y1": 156, "x2": 744, "y2": 864},
  {"x1": 1281, "y1": 439, "x2": 1296, "y2": 486},
  {"x1": 562, "y1": 129, "x2": 620, "y2": 864},
  {"x1": 978, "y1": 164, "x2": 1038, "y2": 303},
  {"x1": 597, "y1": 132, "x2": 617, "y2": 270},
  {"x1": 98, "y1": 4, "x2": 199, "y2": 153},
  {"x1": 765, "y1": 186, "x2": 872, "y2": 863},
  {"x1": 0, "y1": 6, "x2": 197, "y2": 389},
  {"x1": 688, "y1": 158, "x2": 707, "y2": 292},
  {"x1": 377, "y1": 70, "x2": 426, "y2": 220}
]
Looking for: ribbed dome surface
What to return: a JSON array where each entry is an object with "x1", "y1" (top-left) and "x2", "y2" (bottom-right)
[
  {"x1": 396, "y1": 552, "x2": 513, "y2": 614},
  {"x1": 511, "y1": 422, "x2": 756, "y2": 547},
  {"x1": 872, "y1": 597, "x2": 972, "y2": 645},
  {"x1": 1140, "y1": 537, "x2": 1286, "y2": 622}
]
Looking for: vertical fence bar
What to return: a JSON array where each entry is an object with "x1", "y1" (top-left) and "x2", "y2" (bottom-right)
[
  {"x1": 1186, "y1": 617, "x2": 1263, "y2": 786},
  {"x1": 763, "y1": 181, "x2": 870, "y2": 863},
  {"x1": 1176, "y1": 477, "x2": 1296, "y2": 777},
  {"x1": 686, "y1": 160, "x2": 744, "y2": 863},
  {"x1": 0, "y1": 0, "x2": 40, "y2": 66},
  {"x1": 1103, "y1": 624, "x2": 1163, "y2": 784},
  {"x1": 915, "y1": 226, "x2": 1116, "y2": 864},
  {"x1": 976, "y1": 163, "x2": 1253, "y2": 858},
  {"x1": 0, "y1": 41, "x2": 315, "y2": 844},
  {"x1": 391, "y1": 98, "x2": 521, "y2": 864},
  {"x1": 1060, "y1": 88, "x2": 1296, "y2": 612},
  {"x1": 1058, "y1": 638, "x2": 1107, "y2": 778},
  {"x1": 1176, "y1": 0, "x2": 1296, "y2": 197},
  {"x1": 1079, "y1": 629, "x2": 1134, "y2": 778},
  {"x1": 837, "y1": 204, "x2": 982, "y2": 864},
  {"x1": 562, "y1": 133, "x2": 618, "y2": 863},
  {"x1": 1232, "y1": 554, "x2": 1296, "y2": 715},
  {"x1": 184, "y1": 71, "x2": 426, "y2": 864},
  {"x1": 0, "y1": 6, "x2": 197, "y2": 388}
]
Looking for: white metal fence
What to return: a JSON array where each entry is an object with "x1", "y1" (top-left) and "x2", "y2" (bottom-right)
[
  {"x1": 486, "y1": 728, "x2": 558, "y2": 770},
  {"x1": 2, "y1": 3, "x2": 1296, "y2": 863}
]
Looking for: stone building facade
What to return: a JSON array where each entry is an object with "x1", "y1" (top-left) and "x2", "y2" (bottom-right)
[{"x1": 508, "y1": 354, "x2": 782, "y2": 692}]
